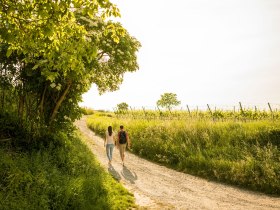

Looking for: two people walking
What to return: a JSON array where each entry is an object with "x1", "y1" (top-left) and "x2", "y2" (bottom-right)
[{"x1": 104, "y1": 125, "x2": 131, "y2": 165}]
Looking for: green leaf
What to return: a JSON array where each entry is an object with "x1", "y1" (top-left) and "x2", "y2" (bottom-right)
[
  {"x1": 92, "y1": 46, "x2": 97, "y2": 58},
  {"x1": 50, "y1": 83, "x2": 56, "y2": 88},
  {"x1": 6, "y1": 48, "x2": 13, "y2": 57},
  {"x1": 43, "y1": 26, "x2": 53, "y2": 37},
  {"x1": 32, "y1": 64, "x2": 39, "y2": 70}
]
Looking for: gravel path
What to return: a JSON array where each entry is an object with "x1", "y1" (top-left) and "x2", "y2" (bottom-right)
[{"x1": 75, "y1": 117, "x2": 280, "y2": 210}]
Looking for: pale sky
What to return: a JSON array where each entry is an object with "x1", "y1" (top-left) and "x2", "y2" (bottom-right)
[{"x1": 80, "y1": 0, "x2": 280, "y2": 111}]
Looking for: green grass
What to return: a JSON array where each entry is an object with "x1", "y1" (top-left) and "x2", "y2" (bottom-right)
[
  {"x1": 80, "y1": 107, "x2": 95, "y2": 115},
  {"x1": 87, "y1": 112, "x2": 280, "y2": 195},
  {"x1": 0, "y1": 130, "x2": 136, "y2": 210}
]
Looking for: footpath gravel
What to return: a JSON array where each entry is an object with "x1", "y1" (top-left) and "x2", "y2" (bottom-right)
[{"x1": 75, "y1": 116, "x2": 280, "y2": 210}]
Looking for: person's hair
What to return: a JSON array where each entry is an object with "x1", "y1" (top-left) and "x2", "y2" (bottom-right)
[
  {"x1": 108, "y1": 126, "x2": 113, "y2": 136},
  {"x1": 120, "y1": 125, "x2": 124, "y2": 129}
]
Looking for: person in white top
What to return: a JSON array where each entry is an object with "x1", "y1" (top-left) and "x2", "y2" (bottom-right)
[{"x1": 104, "y1": 126, "x2": 116, "y2": 164}]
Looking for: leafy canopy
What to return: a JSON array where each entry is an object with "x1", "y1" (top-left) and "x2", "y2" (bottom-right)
[{"x1": 0, "y1": 0, "x2": 141, "y2": 138}]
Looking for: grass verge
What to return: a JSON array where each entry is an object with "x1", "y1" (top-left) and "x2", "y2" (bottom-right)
[{"x1": 0, "y1": 129, "x2": 136, "y2": 210}]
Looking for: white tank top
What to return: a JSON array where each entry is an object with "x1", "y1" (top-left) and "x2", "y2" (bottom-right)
[{"x1": 106, "y1": 131, "x2": 115, "y2": 144}]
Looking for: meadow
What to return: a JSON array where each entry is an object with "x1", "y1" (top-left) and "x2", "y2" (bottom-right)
[{"x1": 87, "y1": 109, "x2": 280, "y2": 195}]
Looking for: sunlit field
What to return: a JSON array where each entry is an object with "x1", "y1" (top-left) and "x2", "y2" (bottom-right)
[{"x1": 87, "y1": 109, "x2": 280, "y2": 195}]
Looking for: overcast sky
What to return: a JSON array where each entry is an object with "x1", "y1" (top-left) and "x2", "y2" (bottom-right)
[{"x1": 80, "y1": 0, "x2": 280, "y2": 111}]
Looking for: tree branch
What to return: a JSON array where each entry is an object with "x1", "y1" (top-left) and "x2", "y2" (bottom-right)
[
  {"x1": 39, "y1": 84, "x2": 47, "y2": 115},
  {"x1": 49, "y1": 81, "x2": 72, "y2": 124}
]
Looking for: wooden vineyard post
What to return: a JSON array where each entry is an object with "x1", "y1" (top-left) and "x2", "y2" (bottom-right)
[
  {"x1": 186, "y1": 105, "x2": 191, "y2": 118},
  {"x1": 239, "y1": 102, "x2": 244, "y2": 114},
  {"x1": 239, "y1": 102, "x2": 245, "y2": 121},
  {"x1": 142, "y1": 106, "x2": 147, "y2": 120},
  {"x1": 207, "y1": 104, "x2": 214, "y2": 121},
  {"x1": 254, "y1": 106, "x2": 258, "y2": 120},
  {"x1": 268, "y1": 103, "x2": 274, "y2": 120}
]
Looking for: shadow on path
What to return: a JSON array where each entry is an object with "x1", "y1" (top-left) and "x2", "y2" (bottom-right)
[
  {"x1": 108, "y1": 164, "x2": 121, "y2": 181},
  {"x1": 121, "y1": 165, "x2": 138, "y2": 184}
]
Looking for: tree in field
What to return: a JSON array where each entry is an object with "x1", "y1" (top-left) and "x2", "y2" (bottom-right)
[
  {"x1": 0, "y1": 0, "x2": 141, "y2": 139},
  {"x1": 116, "y1": 102, "x2": 129, "y2": 112},
  {"x1": 157, "y1": 93, "x2": 181, "y2": 111}
]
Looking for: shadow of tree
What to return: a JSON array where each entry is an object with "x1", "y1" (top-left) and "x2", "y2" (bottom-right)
[{"x1": 121, "y1": 165, "x2": 138, "y2": 184}]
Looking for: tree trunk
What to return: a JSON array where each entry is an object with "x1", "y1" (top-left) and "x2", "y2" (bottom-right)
[
  {"x1": 0, "y1": 66, "x2": 6, "y2": 112},
  {"x1": 1, "y1": 89, "x2": 5, "y2": 112},
  {"x1": 18, "y1": 94, "x2": 25, "y2": 126},
  {"x1": 49, "y1": 82, "x2": 72, "y2": 124},
  {"x1": 39, "y1": 85, "x2": 47, "y2": 115}
]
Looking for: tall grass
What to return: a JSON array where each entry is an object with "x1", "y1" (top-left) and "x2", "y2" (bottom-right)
[
  {"x1": 87, "y1": 112, "x2": 280, "y2": 195},
  {"x1": 80, "y1": 107, "x2": 95, "y2": 115},
  {"x1": 0, "y1": 130, "x2": 135, "y2": 210}
]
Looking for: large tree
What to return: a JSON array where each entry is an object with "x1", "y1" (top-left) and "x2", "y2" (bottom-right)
[
  {"x1": 0, "y1": 0, "x2": 141, "y2": 138},
  {"x1": 116, "y1": 102, "x2": 129, "y2": 112},
  {"x1": 157, "y1": 93, "x2": 181, "y2": 111}
]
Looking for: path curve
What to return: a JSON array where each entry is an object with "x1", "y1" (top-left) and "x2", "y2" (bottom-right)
[{"x1": 76, "y1": 117, "x2": 280, "y2": 210}]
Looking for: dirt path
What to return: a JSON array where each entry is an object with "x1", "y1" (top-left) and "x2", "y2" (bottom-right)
[{"x1": 76, "y1": 117, "x2": 280, "y2": 210}]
